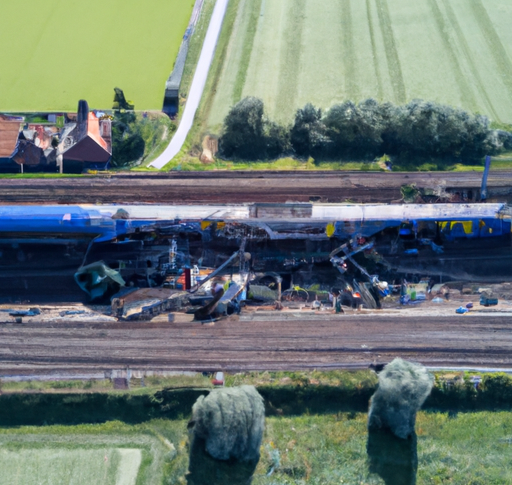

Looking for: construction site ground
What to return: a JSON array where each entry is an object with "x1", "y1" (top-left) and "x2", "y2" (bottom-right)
[
  {"x1": 1, "y1": 296, "x2": 511, "y2": 377},
  {"x1": 1, "y1": 170, "x2": 512, "y2": 204},
  {"x1": 2, "y1": 170, "x2": 512, "y2": 377}
]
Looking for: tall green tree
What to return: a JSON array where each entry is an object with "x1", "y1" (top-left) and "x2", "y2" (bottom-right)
[
  {"x1": 324, "y1": 99, "x2": 383, "y2": 159},
  {"x1": 219, "y1": 97, "x2": 266, "y2": 160},
  {"x1": 219, "y1": 97, "x2": 289, "y2": 160},
  {"x1": 111, "y1": 111, "x2": 145, "y2": 167},
  {"x1": 290, "y1": 103, "x2": 328, "y2": 159}
]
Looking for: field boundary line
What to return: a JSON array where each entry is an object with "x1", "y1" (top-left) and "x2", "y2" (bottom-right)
[
  {"x1": 232, "y1": 0, "x2": 262, "y2": 103},
  {"x1": 440, "y1": 0, "x2": 499, "y2": 121},
  {"x1": 275, "y1": 0, "x2": 306, "y2": 115},
  {"x1": 150, "y1": 0, "x2": 230, "y2": 169},
  {"x1": 427, "y1": 0, "x2": 477, "y2": 110},
  {"x1": 469, "y1": 0, "x2": 512, "y2": 99},
  {"x1": 365, "y1": 0, "x2": 384, "y2": 100},
  {"x1": 341, "y1": 0, "x2": 358, "y2": 101},
  {"x1": 116, "y1": 449, "x2": 142, "y2": 485},
  {"x1": 374, "y1": 0, "x2": 406, "y2": 104},
  {"x1": 201, "y1": 0, "x2": 242, "y2": 131}
]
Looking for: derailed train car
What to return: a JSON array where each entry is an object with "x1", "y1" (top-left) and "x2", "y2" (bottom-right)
[{"x1": 0, "y1": 203, "x2": 510, "y2": 302}]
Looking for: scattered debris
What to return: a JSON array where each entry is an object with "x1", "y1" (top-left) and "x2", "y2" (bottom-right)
[
  {"x1": 480, "y1": 294, "x2": 498, "y2": 307},
  {"x1": 212, "y1": 372, "x2": 224, "y2": 386},
  {"x1": 7, "y1": 308, "x2": 40, "y2": 317},
  {"x1": 59, "y1": 310, "x2": 86, "y2": 317},
  {"x1": 111, "y1": 287, "x2": 188, "y2": 321},
  {"x1": 75, "y1": 261, "x2": 125, "y2": 301}
]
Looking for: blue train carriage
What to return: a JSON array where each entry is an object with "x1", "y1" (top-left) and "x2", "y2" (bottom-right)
[{"x1": 439, "y1": 218, "x2": 512, "y2": 240}]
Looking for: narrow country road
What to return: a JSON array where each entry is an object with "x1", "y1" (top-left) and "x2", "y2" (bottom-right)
[{"x1": 150, "y1": 0, "x2": 229, "y2": 169}]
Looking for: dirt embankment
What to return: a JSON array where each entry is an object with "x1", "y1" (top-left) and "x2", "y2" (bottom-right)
[{"x1": 0, "y1": 171, "x2": 510, "y2": 204}]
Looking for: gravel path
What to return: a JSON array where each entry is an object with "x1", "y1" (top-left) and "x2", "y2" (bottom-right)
[{"x1": 150, "y1": 0, "x2": 229, "y2": 169}]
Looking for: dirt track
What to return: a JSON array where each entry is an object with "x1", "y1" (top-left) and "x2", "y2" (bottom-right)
[
  {"x1": 1, "y1": 313, "x2": 511, "y2": 375},
  {"x1": 1, "y1": 171, "x2": 511, "y2": 204}
]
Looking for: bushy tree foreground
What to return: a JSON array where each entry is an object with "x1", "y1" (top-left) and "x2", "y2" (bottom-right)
[{"x1": 219, "y1": 97, "x2": 511, "y2": 164}]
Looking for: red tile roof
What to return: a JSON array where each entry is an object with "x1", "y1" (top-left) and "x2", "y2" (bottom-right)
[
  {"x1": 0, "y1": 116, "x2": 22, "y2": 158},
  {"x1": 63, "y1": 111, "x2": 111, "y2": 163}
]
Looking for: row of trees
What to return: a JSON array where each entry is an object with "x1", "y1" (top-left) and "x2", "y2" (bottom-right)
[{"x1": 219, "y1": 97, "x2": 512, "y2": 163}]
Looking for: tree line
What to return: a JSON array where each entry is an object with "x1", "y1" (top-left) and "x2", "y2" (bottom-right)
[{"x1": 219, "y1": 97, "x2": 512, "y2": 164}]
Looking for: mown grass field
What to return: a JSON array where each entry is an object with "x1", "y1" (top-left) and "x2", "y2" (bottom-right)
[
  {"x1": 0, "y1": 448, "x2": 138, "y2": 485},
  {"x1": 204, "y1": 0, "x2": 512, "y2": 131},
  {"x1": 0, "y1": 0, "x2": 195, "y2": 111},
  {"x1": 0, "y1": 421, "x2": 178, "y2": 485}
]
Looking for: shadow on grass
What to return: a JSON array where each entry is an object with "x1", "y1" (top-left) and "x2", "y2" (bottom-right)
[
  {"x1": 186, "y1": 435, "x2": 258, "y2": 485},
  {"x1": 367, "y1": 428, "x2": 417, "y2": 485},
  {"x1": 1, "y1": 383, "x2": 511, "y2": 426},
  {"x1": 0, "y1": 389, "x2": 209, "y2": 427}
]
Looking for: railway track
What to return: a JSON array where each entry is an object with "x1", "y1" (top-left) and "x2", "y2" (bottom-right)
[
  {"x1": 0, "y1": 170, "x2": 510, "y2": 204},
  {"x1": 0, "y1": 314, "x2": 510, "y2": 374}
]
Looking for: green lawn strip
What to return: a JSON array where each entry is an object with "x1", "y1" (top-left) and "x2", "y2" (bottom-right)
[
  {"x1": 160, "y1": 155, "x2": 491, "y2": 172},
  {"x1": 0, "y1": 1, "x2": 195, "y2": 111},
  {"x1": 194, "y1": 0, "x2": 243, "y2": 132},
  {"x1": 0, "y1": 374, "x2": 212, "y2": 395},
  {"x1": 1, "y1": 158, "x2": 503, "y2": 175}
]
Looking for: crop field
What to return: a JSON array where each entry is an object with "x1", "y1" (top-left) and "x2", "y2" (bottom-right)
[
  {"x1": 0, "y1": 0, "x2": 195, "y2": 112},
  {"x1": 0, "y1": 421, "x2": 176, "y2": 485},
  {"x1": 0, "y1": 448, "x2": 140, "y2": 485},
  {"x1": 205, "y1": 0, "x2": 512, "y2": 130}
]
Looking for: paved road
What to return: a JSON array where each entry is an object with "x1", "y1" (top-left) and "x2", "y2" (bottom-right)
[
  {"x1": 150, "y1": 0, "x2": 229, "y2": 169},
  {"x1": 1, "y1": 314, "x2": 510, "y2": 375},
  {"x1": 0, "y1": 170, "x2": 510, "y2": 204}
]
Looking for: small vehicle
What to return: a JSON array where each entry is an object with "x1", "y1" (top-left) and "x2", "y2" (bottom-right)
[{"x1": 480, "y1": 295, "x2": 498, "y2": 306}]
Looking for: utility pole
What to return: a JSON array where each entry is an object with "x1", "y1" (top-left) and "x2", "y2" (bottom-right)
[{"x1": 480, "y1": 155, "x2": 491, "y2": 202}]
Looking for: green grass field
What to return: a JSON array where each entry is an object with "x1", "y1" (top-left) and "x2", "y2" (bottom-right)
[
  {"x1": 1, "y1": 412, "x2": 511, "y2": 485},
  {"x1": 204, "y1": 0, "x2": 512, "y2": 132},
  {"x1": 0, "y1": 0, "x2": 195, "y2": 112},
  {"x1": 0, "y1": 421, "x2": 178, "y2": 485},
  {"x1": 1, "y1": 370, "x2": 512, "y2": 484}
]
